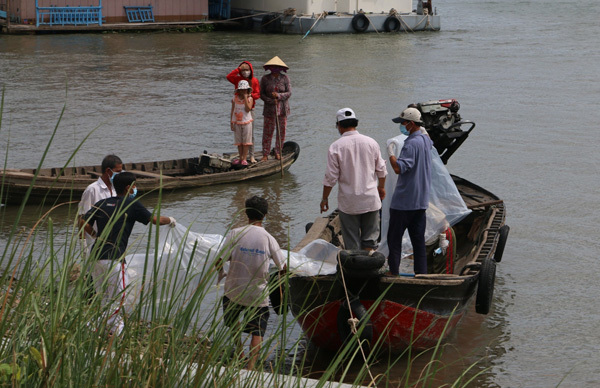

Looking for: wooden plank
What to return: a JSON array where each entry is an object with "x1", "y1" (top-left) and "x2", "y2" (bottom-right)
[
  {"x1": 467, "y1": 199, "x2": 504, "y2": 209},
  {"x1": 128, "y1": 169, "x2": 176, "y2": 179},
  {"x1": 293, "y1": 217, "x2": 330, "y2": 252}
]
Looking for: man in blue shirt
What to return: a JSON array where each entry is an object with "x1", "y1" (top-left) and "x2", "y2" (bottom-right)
[
  {"x1": 83, "y1": 172, "x2": 176, "y2": 334},
  {"x1": 386, "y1": 107, "x2": 433, "y2": 275}
]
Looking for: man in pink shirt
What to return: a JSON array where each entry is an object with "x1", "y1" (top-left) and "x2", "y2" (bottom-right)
[{"x1": 320, "y1": 108, "x2": 387, "y2": 251}]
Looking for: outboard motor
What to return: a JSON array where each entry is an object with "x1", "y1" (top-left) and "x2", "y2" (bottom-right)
[
  {"x1": 196, "y1": 151, "x2": 232, "y2": 174},
  {"x1": 415, "y1": 99, "x2": 476, "y2": 164}
]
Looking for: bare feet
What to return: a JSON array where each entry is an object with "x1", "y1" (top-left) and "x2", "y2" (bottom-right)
[
  {"x1": 250, "y1": 157, "x2": 257, "y2": 164},
  {"x1": 260, "y1": 156, "x2": 268, "y2": 162},
  {"x1": 275, "y1": 154, "x2": 281, "y2": 160}
]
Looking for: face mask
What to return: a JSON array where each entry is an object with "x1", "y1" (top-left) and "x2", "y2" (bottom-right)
[
  {"x1": 109, "y1": 169, "x2": 120, "y2": 185},
  {"x1": 129, "y1": 187, "x2": 137, "y2": 200},
  {"x1": 241, "y1": 70, "x2": 251, "y2": 78},
  {"x1": 400, "y1": 125, "x2": 410, "y2": 136}
]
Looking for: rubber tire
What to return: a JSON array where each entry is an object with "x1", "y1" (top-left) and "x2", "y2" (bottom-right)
[
  {"x1": 351, "y1": 13, "x2": 369, "y2": 33},
  {"x1": 338, "y1": 266, "x2": 383, "y2": 279},
  {"x1": 383, "y1": 16, "x2": 401, "y2": 32},
  {"x1": 337, "y1": 298, "x2": 373, "y2": 346},
  {"x1": 493, "y1": 225, "x2": 510, "y2": 263},
  {"x1": 268, "y1": 272, "x2": 284, "y2": 315},
  {"x1": 261, "y1": 13, "x2": 281, "y2": 33},
  {"x1": 243, "y1": 15, "x2": 254, "y2": 30},
  {"x1": 475, "y1": 257, "x2": 496, "y2": 315},
  {"x1": 283, "y1": 141, "x2": 301, "y2": 162},
  {"x1": 339, "y1": 250, "x2": 385, "y2": 271},
  {"x1": 305, "y1": 222, "x2": 314, "y2": 234}
]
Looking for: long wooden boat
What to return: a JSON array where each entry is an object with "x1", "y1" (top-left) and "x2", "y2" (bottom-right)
[
  {"x1": 0, "y1": 141, "x2": 300, "y2": 205},
  {"x1": 287, "y1": 100, "x2": 510, "y2": 353}
]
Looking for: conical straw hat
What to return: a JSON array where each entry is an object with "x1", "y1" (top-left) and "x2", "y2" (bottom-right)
[{"x1": 263, "y1": 56, "x2": 289, "y2": 69}]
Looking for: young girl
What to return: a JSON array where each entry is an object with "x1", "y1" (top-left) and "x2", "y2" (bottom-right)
[{"x1": 231, "y1": 80, "x2": 254, "y2": 166}]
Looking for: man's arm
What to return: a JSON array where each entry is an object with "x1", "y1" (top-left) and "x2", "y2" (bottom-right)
[
  {"x1": 152, "y1": 216, "x2": 176, "y2": 226},
  {"x1": 320, "y1": 185, "x2": 333, "y2": 213},
  {"x1": 389, "y1": 155, "x2": 400, "y2": 175},
  {"x1": 377, "y1": 177, "x2": 386, "y2": 200}
]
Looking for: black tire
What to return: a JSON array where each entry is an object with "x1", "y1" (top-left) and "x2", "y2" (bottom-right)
[
  {"x1": 493, "y1": 225, "x2": 510, "y2": 263},
  {"x1": 268, "y1": 272, "x2": 285, "y2": 315},
  {"x1": 243, "y1": 15, "x2": 254, "y2": 30},
  {"x1": 351, "y1": 13, "x2": 369, "y2": 33},
  {"x1": 338, "y1": 266, "x2": 383, "y2": 279},
  {"x1": 261, "y1": 13, "x2": 281, "y2": 33},
  {"x1": 339, "y1": 250, "x2": 385, "y2": 271},
  {"x1": 475, "y1": 257, "x2": 496, "y2": 314},
  {"x1": 283, "y1": 141, "x2": 301, "y2": 162},
  {"x1": 305, "y1": 222, "x2": 314, "y2": 234},
  {"x1": 337, "y1": 298, "x2": 373, "y2": 346},
  {"x1": 383, "y1": 16, "x2": 401, "y2": 32}
]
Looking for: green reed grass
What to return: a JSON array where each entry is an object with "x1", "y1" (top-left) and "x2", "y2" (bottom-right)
[{"x1": 0, "y1": 93, "x2": 489, "y2": 387}]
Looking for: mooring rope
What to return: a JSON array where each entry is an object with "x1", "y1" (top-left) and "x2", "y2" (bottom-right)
[
  {"x1": 359, "y1": 10, "x2": 380, "y2": 34},
  {"x1": 336, "y1": 250, "x2": 378, "y2": 387}
]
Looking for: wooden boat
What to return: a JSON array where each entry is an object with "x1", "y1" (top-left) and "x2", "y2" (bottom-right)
[
  {"x1": 287, "y1": 100, "x2": 510, "y2": 353},
  {"x1": 0, "y1": 141, "x2": 300, "y2": 205}
]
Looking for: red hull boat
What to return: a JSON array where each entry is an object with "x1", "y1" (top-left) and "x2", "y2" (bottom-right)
[{"x1": 287, "y1": 100, "x2": 509, "y2": 353}]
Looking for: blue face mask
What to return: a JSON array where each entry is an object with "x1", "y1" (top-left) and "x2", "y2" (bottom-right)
[
  {"x1": 400, "y1": 124, "x2": 410, "y2": 136},
  {"x1": 109, "y1": 169, "x2": 120, "y2": 186},
  {"x1": 129, "y1": 187, "x2": 137, "y2": 200}
]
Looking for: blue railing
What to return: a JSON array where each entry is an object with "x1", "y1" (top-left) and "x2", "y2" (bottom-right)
[
  {"x1": 36, "y1": 1, "x2": 103, "y2": 27},
  {"x1": 124, "y1": 5, "x2": 154, "y2": 23}
]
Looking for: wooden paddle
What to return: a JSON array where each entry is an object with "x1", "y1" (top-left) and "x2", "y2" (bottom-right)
[{"x1": 274, "y1": 101, "x2": 285, "y2": 178}]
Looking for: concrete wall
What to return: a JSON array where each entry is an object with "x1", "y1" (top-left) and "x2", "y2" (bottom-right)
[
  {"x1": 230, "y1": 0, "x2": 412, "y2": 15},
  {"x1": 16, "y1": 0, "x2": 208, "y2": 24}
]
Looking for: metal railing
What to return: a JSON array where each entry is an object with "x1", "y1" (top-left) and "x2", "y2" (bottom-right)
[{"x1": 36, "y1": 0, "x2": 103, "y2": 27}]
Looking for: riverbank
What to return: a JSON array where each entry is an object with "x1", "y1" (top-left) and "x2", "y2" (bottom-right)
[{"x1": 0, "y1": 19, "x2": 238, "y2": 34}]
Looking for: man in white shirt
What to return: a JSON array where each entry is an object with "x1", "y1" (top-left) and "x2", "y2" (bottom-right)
[
  {"x1": 217, "y1": 196, "x2": 286, "y2": 370},
  {"x1": 320, "y1": 108, "x2": 387, "y2": 251},
  {"x1": 78, "y1": 154, "x2": 123, "y2": 250}
]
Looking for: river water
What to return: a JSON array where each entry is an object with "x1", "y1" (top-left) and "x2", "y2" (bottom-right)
[{"x1": 1, "y1": 0, "x2": 599, "y2": 386}]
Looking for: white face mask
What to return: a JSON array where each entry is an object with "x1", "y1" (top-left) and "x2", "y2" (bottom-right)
[{"x1": 241, "y1": 70, "x2": 251, "y2": 78}]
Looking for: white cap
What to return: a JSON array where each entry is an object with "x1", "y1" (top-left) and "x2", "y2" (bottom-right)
[
  {"x1": 236, "y1": 80, "x2": 251, "y2": 90},
  {"x1": 336, "y1": 108, "x2": 357, "y2": 123}
]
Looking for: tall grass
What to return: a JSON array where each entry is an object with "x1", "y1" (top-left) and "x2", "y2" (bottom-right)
[{"x1": 0, "y1": 93, "x2": 488, "y2": 387}]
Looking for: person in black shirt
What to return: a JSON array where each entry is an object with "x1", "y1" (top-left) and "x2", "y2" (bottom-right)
[{"x1": 83, "y1": 172, "x2": 176, "y2": 334}]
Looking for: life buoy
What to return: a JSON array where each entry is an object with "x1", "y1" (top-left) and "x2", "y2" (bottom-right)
[
  {"x1": 493, "y1": 225, "x2": 510, "y2": 263},
  {"x1": 339, "y1": 250, "x2": 385, "y2": 271},
  {"x1": 383, "y1": 16, "x2": 401, "y2": 32},
  {"x1": 337, "y1": 297, "x2": 373, "y2": 346},
  {"x1": 475, "y1": 257, "x2": 496, "y2": 314},
  {"x1": 351, "y1": 13, "x2": 369, "y2": 33}
]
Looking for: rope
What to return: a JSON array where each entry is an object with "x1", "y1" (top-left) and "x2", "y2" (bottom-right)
[
  {"x1": 336, "y1": 251, "x2": 378, "y2": 387},
  {"x1": 361, "y1": 12, "x2": 380, "y2": 34}
]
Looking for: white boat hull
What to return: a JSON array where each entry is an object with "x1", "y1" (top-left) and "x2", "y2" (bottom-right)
[{"x1": 232, "y1": 10, "x2": 440, "y2": 33}]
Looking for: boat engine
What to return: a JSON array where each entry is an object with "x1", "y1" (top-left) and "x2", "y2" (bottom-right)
[
  {"x1": 194, "y1": 151, "x2": 232, "y2": 174},
  {"x1": 415, "y1": 99, "x2": 476, "y2": 164}
]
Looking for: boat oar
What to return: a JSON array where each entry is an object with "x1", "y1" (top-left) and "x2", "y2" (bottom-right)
[
  {"x1": 274, "y1": 101, "x2": 285, "y2": 178},
  {"x1": 301, "y1": 12, "x2": 324, "y2": 41}
]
